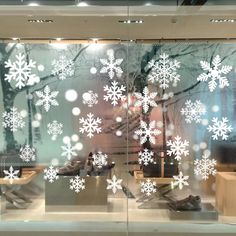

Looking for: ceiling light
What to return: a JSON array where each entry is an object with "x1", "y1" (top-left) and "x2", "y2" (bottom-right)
[
  {"x1": 210, "y1": 19, "x2": 235, "y2": 23},
  {"x1": 56, "y1": 38, "x2": 62, "y2": 41},
  {"x1": 28, "y1": 19, "x2": 53, "y2": 23},
  {"x1": 119, "y1": 20, "x2": 144, "y2": 24},
  {"x1": 12, "y1": 38, "x2": 19, "y2": 41},
  {"x1": 77, "y1": 1, "x2": 88, "y2": 7},
  {"x1": 145, "y1": 3, "x2": 152, "y2": 6},
  {"x1": 28, "y1": 2, "x2": 39, "y2": 6}
]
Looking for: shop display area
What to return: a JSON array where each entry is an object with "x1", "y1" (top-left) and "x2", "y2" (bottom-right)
[{"x1": 0, "y1": 41, "x2": 236, "y2": 234}]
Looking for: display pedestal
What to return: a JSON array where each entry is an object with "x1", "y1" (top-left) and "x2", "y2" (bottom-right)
[
  {"x1": 216, "y1": 172, "x2": 236, "y2": 216},
  {"x1": 168, "y1": 203, "x2": 218, "y2": 221}
]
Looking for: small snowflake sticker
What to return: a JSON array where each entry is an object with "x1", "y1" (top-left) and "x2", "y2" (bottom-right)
[
  {"x1": 140, "y1": 179, "x2": 156, "y2": 196},
  {"x1": 100, "y1": 49, "x2": 123, "y2": 79},
  {"x1": 138, "y1": 149, "x2": 154, "y2": 166},
  {"x1": 107, "y1": 175, "x2": 123, "y2": 194},
  {"x1": 167, "y1": 135, "x2": 189, "y2": 161},
  {"x1": 19, "y1": 144, "x2": 36, "y2": 162},
  {"x1": 82, "y1": 90, "x2": 98, "y2": 107},
  {"x1": 52, "y1": 55, "x2": 74, "y2": 80},
  {"x1": 181, "y1": 100, "x2": 206, "y2": 124},
  {"x1": 194, "y1": 154, "x2": 217, "y2": 180},
  {"x1": 207, "y1": 117, "x2": 233, "y2": 140},
  {"x1": 44, "y1": 165, "x2": 59, "y2": 183},
  {"x1": 147, "y1": 53, "x2": 181, "y2": 89},
  {"x1": 47, "y1": 120, "x2": 63, "y2": 140},
  {"x1": 104, "y1": 80, "x2": 126, "y2": 106},
  {"x1": 69, "y1": 175, "x2": 85, "y2": 193},
  {"x1": 135, "y1": 120, "x2": 161, "y2": 145},
  {"x1": 134, "y1": 86, "x2": 158, "y2": 113},
  {"x1": 92, "y1": 151, "x2": 108, "y2": 168},
  {"x1": 2, "y1": 107, "x2": 25, "y2": 132},
  {"x1": 197, "y1": 55, "x2": 232, "y2": 92},
  {"x1": 79, "y1": 113, "x2": 102, "y2": 138},
  {"x1": 171, "y1": 171, "x2": 189, "y2": 190},
  {"x1": 35, "y1": 85, "x2": 59, "y2": 112},
  {"x1": 61, "y1": 141, "x2": 78, "y2": 160},
  {"x1": 4, "y1": 53, "x2": 40, "y2": 89},
  {"x1": 4, "y1": 166, "x2": 19, "y2": 184}
]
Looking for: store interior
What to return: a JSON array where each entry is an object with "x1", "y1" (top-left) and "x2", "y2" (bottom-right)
[{"x1": 1, "y1": 1, "x2": 236, "y2": 235}]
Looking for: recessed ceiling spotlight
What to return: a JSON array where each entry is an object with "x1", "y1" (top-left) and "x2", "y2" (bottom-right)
[
  {"x1": 28, "y1": 2, "x2": 39, "y2": 6},
  {"x1": 56, "y1": 38, "x2": 62, "y2": 41},
  {"x1": 119, "y1": 20, "x2": 144, "y2": 24},
  {"x1": 77, "y1": 1, "x2": 89, "y2": 7},
  {"x1": 12, "y1": 38, "x2": 19, "y2": 41},
  {"x1": 210, "y1": 19, "x2": 235, "y2": 23}
]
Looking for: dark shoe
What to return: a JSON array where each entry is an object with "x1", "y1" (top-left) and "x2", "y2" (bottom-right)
[{"x1": 169, "y1": 195, "x2": 201, "y2": 211}]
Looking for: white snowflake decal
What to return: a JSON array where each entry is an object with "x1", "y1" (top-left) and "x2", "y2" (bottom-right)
[
  {"x1": 100, "y1": 49, "x2": 123, "y2": 79},
  {"x1": 171, "y1": 171, "x2": 189, "y2": 190},
  {"x1": 197, "y1": 55, "x2": 232, "y2": 92},
  {"x1": 181, "y1": 100, "x2": 206, "y2": 124},
  {"x1": 140, "y1": 179, "x2": 156, "y2": 196},
  {"x1": 207, "y1": 117, "x2": 233, "y2": 140},
  {"x1": 79, "y1": 113, "x2": 102, "y2": 138},
  {"x1": 147, "y1": 53, "x2": 181, "y2": 89},
  {"x1": 138, "y1": 149, "x2": 154, "y2": 166},
  {"x1": 134, "y1": 86, "x2": 158, "y2": 113},
  {"x1": 4, "y1": 53, "x2": 40, "y2": 89},
  {"x1": 44, "y1": 165, "x2": 59, "y2": 183},
  {"x1": 107, "y1": 175, "x2": 123, "y2": 194},
  {"x1": 104, "y1": 80, "x2": 126, "y2": 106},
  {"x1": 69, "y1": 175, "x2": 85, "y2": 193},
  {"x1": 19, "y1": 145, "x2": 36, "y2": 162},
  {"x1": 82, "y1": 90, "x2": 98, "y2": 107},
  {"x1": 61, "y1": 141, "x2": 78, "y2": 160},
  {"x1": 47, "y1": 120, "x2": 63, "y2": 140},
  {"x1": 135, "y1": 120, "x2": 161, "y2": 145},
  {"x1": 4, "y1": 166, "x2": 19, "y2": 184},
  {"x1": 52, "y1": 55, "x2": 74, "y2": 80},
  {"x1": 2, "y1": 107, "x2": 25, "y2": 132},
  {"x1": 194, "y1": 154, "x2": 217, "y2": 180},
  {"x1": 92, "y1": 151, "x2": 108, "y2": 168},
  {"x1": 35, "y1": 85, "x2": 59, "y2": 112},
  {"x1": 167, "y1": 135, "x2": 189, "y2": 161}
]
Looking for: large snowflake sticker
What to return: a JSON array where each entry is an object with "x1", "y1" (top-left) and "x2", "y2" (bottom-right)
[
  {"x1": 82, "y1": 90, "x2": 98, "y2": 107},
  {"x1": 140, "y1": 179, "x2": 156, "y2": 196},
  {"x1": 4, "y1": 53, "x2": 40, "y2": 89},
  {"x1": 52, "y1": 55, "x2": 74, "y2": 80},
  {"x1": 167, "y1": 135, "x2": 189, "y2": 161},
  {"x1": 147, "y1": 53, "x2": 181, "y2": 89},
  {"x1": 100, "y1": 49, "x2": 123, "y2": 79},
  {"x1": 107, "y1": 175, "x2": 123, "y2": 194},
  {"x1": 2, "y1": 107, "x2": 25, "y2": 132},
  {"x1": 19, "y1": 145, "x2": 36, "y2": 162},
  {"x1": 79, "y1": 113, "x2": 102, "y2": 138},
  {"x1": 35, "y1": 85, "x2": 59, "y2": 112},
  {"x1": 207, "y1": 117, "x2": 233, "y2": 140},
  {"x1": 181, "y1": 100, "x2": 206, "y2": 124},
  {"x1": 69, "y1": 175, "x2": 85, "y2": 193},
  {"x1": 104, "y1": 80, "x2": 126, "y2": 106},
  {"x1": 61, "y1": 141, "x2": 78, "y2": 160},
  {"x1": 92, "y1": 152, "x2": 108, "y2": 168},
  {"x1": 171, "y1": 171, "x2": 189, "y2": 190},
  {"x1": 44, "y1": 165, "x2": 59, "y2": 183},
  {"x1": 138, "y1": 149, "x2": 154, "y2": 166},
  {"x1": 47, "y1": 120, "x2": 63, "y2": 140},
  {"x1": 194, "y1": 154, "x2": 217, "y2": 180},
  {"x1": 4, "y1": 166, "x2": 19, "y2": 184},
  {"x1": 135, "y1": 120, "x2": 161, "y2": 145},
  {"x1": 134, "y1": 86, "x2": 158, "y2": 113},
  {"x1": 197, "y1": 55, "x2": 232, "y2": 92}
]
